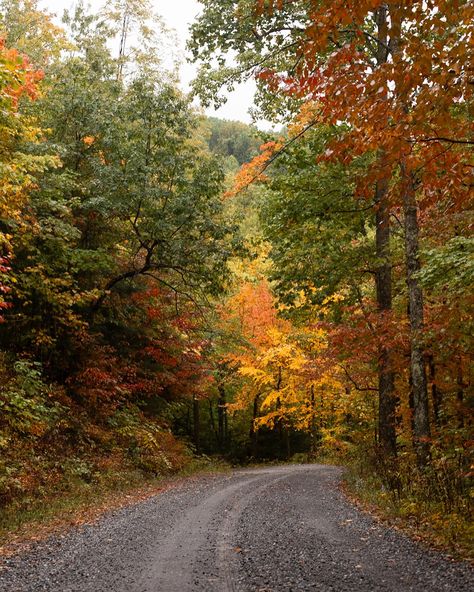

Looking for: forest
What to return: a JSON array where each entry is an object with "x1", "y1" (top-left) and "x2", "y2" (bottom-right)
[{"x1": 0, "y1": 0, "x2": 472, "y2": 559}]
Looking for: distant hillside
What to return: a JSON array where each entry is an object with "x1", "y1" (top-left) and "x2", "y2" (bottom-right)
[{"x1": 206, "y1": 117, "x2": 265, "y2": 166}]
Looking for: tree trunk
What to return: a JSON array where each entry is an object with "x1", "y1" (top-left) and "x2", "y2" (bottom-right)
[
  {"x1": 250, "y1": 394, "x2": 260, "y2": 457},
  {"x1": 117, "y1": 5, "x2": 130, "y2": 80},
  {"x1": 193, "y1": 394, "x2": 200, "y2": 454},
  {"x1": 186, "y1": 402, "x2": 191, "y2": 434},
  {"x1": 408, "y1": 363, "x2": 415, "y2": 437},
  {"x1": 457, "y1": 359, "x2": 465, "y2": 429},
  {"x1": 276, "y1": 396, "x2": 283, "y2": 457},
  {"x1": 309, "y1": 385, "x2": 317, "y2": 456},
  {"x1": 208, "y1": 399, "x2": 218, "y2": 445},
  {"x1": 224, "y1": 404, "x2": 229, "y2": 446},
  {"x1": 275, "y1": 367, "x2": 284, "y2": 457},
  {"x1": 390, "y1": 3, "x2": 430, "y2": 467},
  {"x1": 375, "y1": 178, "x2": 397, "y2": 456},
  {"x1": 428, "y1": 356, "x2": 442, "y2": 428},
  {"x1": 375, "y1": 4, "x2": 397, "y2": 457},
  {"x1": 402, "y1": 164, "x2": 431, "y2": 466},
  {"x1": 285, "y1": 427, "x2": 291, "y2": 460},
  {"x1": 218, "y1": 384, "x2": 227, "y2": 450}
]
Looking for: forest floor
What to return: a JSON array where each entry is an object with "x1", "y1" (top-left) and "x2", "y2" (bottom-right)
[{"x1": 0, "y1": 464, "x2": 472, "y2": 592}]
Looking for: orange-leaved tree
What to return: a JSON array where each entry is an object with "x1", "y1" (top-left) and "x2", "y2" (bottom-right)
[
  {"x1": 0, "y1": 39, "x2": 56, "y2": 319},
  {"x1": 221, "y1": 280, "x2": 357, "y2": 457}
]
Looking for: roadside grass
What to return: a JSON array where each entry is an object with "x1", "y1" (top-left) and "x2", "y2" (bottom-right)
[{"x1": 343, "y1": 467, "x2": 473, "y2": 562}]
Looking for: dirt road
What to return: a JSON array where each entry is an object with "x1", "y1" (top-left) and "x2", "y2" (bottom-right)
[{"x1": 0, "y1": 464, "x2": 472, "y2": 591}]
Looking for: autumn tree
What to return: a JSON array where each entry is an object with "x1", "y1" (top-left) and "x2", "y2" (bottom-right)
[
  {"x1": 0, "y1": 38, "x2": 57, "y2": 320},
  {"x1": 0, "y1": 0, "x2": 65, "y2": 67}
]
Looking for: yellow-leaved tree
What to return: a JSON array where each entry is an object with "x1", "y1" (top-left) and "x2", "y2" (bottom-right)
[{"x1": 222, "y1": 279, "x2": 362, "y2": 458}]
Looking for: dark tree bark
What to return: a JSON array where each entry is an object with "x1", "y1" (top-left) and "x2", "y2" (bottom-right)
[
  {"x1": 389, "y1": 4, "x2": 430, "y2": 467},
  {"x1": 285, "y1": 426, "x2": 291, "y2": 460},
  {"x1": 374, "y1": 4, "x2": 397, "y2": 458},
  {"x1": 309, "y1": 385, "x2": 317, "y2": 456},
  {"x1": 402, "y1": 165, "x2": 431, "y2": 466},
  {"x1": 375, "y1": 176, "x2": 397, "y2": 456},
  {"x1": 250, "y1": 394, "x2": 260, "y2": 458},
  {"x1": 208, "y1": 400, "x2": 218, "y2": 445},
  {"x1": 457, "y1": 359, "x2": 465, "y2": 429},
  {"x1": 193, "y1": 394, "x2": 200, "y2": 454},
  {"x1": 217, "y1": 383, "x2": 227, "y2": 451},
  {"x1": 428, "y1": 356, "x2": 442, "y2": 427},
  {"x1": 117, "y1": 4, "x2": 130, "y2": 80},
  {"x1": 275, "y1": 367, "x2": 286, "y2": 457}
]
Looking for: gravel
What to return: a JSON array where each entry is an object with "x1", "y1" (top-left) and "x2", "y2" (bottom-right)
[{"x1": 0, "y1": 464, "x2": 472, "y2": 591}]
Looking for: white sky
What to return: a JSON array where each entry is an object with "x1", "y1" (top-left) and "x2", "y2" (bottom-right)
[{"x1": 39, "y1": 0, "x2": 263, "y2": 126}]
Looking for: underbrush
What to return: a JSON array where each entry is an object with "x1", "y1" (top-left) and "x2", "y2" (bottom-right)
[
  {"x1": 0, "y1": 360, "x2": 230, "y2": 544},
  {"x1": 341, "y1": 444, "x2": 473, "y2": 561},
  {"x1": 0, "y1": 450, "x2": 229, "y2": 546},
  {"x1": 0, "y1": 454, "x2": 146, "y2": 540},
  {"x1": 284, "y1": 438, "x2": 473, "y2": 561}
]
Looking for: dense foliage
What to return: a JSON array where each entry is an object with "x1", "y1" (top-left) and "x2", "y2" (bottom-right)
[
  {"x1": 0, "y1": 0, "x2": 235, "y2": 511},
  {"x1": 206, "y1": 117, "x2": 264, "y2": 170}
]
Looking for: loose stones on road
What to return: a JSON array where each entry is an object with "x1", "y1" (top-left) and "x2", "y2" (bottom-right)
[{"x1": 0, "y1": 465, "x2": 472, "y2": 591}]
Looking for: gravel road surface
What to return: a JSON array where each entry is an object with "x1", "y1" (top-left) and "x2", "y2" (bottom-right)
[{"x1": 0, "y1": 464, "x2": 472, "y2": 591}]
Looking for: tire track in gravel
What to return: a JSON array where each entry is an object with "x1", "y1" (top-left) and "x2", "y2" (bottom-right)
[
  {"x1": 141, "y1": 468, "x2": 292, "y2": 592},
  {"x1": 138, "y1": 474, "x2": 262, "y2": 592},
  {"x1": 215, "y1": 470, "x2": 293, "y2": 592}
]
